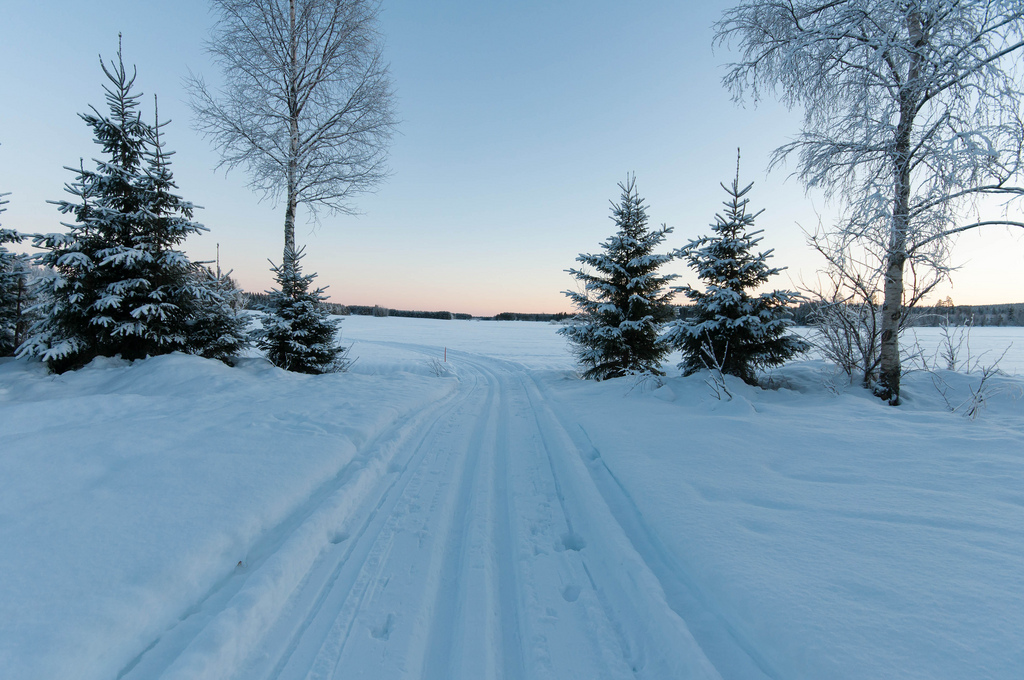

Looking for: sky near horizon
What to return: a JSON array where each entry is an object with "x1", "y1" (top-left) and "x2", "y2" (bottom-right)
[{"x1": 2, "y1": 0, "x2": 1023, "y2": 316}]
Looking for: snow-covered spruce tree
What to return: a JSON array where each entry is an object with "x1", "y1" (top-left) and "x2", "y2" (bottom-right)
[
  {"x1": 0, "y1": 193, "x2": 33, "y2": 355},
  {"x1": 666, "y1": 157, "x2": 807, "y2": 384},
  {"x1": 23, "y1": 42, "x2": 208, "y2": 373},
  {"x1": 185, "y1": 266, "x2": 250, "y2": 363},
  {"x1": 256, "y1": 246, "x2": 350, "y2": 374},
  {"x1": 559, "y1": 175, "x2": 676, "y2": 380}
]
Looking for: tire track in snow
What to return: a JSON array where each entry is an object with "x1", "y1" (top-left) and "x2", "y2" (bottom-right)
[
  {"x1": 414, "y1": 354, "x2": 636, "y2": 680},
  {"x1": 243, "y1": 351, "x2": 644, "y2": 679},
  {"x1": 498, "y1": 368, "x2": 636, "y2": 680},
  {"x1": 248, "y1": 353, "x2": 509, "y2": 679},
  {"x1": 258, "y1": 368, "x2": 488, "y2": 679},
  {"x1": 259, "y1": 363, "x2": 495, "y2": 679},
  {"x1": 490, "y1": 363, "x2": 527, "y2": 680},
  {"x1": 412, "y1": 359, "x2": 498, "y2": 680}
]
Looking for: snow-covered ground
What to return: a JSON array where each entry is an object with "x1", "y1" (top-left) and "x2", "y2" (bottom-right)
[{"x1": 1, "y1": 317, "x2": 1022, "y2": 679}]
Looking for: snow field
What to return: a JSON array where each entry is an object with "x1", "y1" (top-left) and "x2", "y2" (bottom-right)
[{"x1": 1, "y1": 316, "x2": 1023, "y2": 679}]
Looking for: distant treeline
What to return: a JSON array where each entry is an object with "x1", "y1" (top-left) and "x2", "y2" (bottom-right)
[
  {"x1": 245, "y1": 294, "x2": 1023, "y2": 326},
  {"x1": 904, "y1": 303, "x2": 1024, "y2": 327},
  {"x1": 244, "y1": 294, "x2": 471, "y2": 320},
  {"x1": 777, "y1": 302, "x2": 1024, "y2": 327},
  {"x1": 346, "y1": 305, "x2": 473, "y2": 320},
  {"x1": 241, "y1": 292, "x2": 577, "y2": 323},
  {"x1": 491, "y1": 312, "x2": 573, "y2": 322}
]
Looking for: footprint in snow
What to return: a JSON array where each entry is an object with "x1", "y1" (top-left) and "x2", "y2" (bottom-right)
[
  {"x1": 371, "y1": 613, "x2": 394, "y2": 640},
  {"x1": 557, "y1": 532, "x2": 586, "y2": 552},
  {"x1": 561, "y1": 584, "x2": 581, "y2": 602}
]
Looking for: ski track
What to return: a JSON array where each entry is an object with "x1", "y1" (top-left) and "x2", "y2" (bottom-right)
[{"x1": 123, "y1": 343, "x2": 756, "y2": 679}]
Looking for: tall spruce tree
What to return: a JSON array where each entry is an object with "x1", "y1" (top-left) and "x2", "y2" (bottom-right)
[
  {"x1": 560, "y1": 176, "x2": 676, "y2": 380},
  {"x1": 22, "y1": 41, "x2": 210, "y2": 372},
  {"x1": 665, "y1": 156, "x2": 807, "y2": 383},
  {"x1": 256, "y1": 246, "x2": 349, "y2": 374}
]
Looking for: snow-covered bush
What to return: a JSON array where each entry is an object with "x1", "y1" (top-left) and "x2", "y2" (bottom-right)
[
  {"x1": 665, "y1": 157, "x2": 807, "y2": 384},
  {"x1": 801, "y1": 226, "x2": 936, "y2": 389},
  {"x1": 0, "y1": 194, "x2": 34, "y2": 356},
  {"x1": 807, "y1": 294, "x2": 881, "y2": 387},
  {"x1": 560, "y1": 175, "x2": 676, "y2": 380},
  {"x1": 256, "y1": 246, "x2": 351, "y2": 374}
]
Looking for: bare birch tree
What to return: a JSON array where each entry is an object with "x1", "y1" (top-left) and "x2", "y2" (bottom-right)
[
  {"x1": 716, "y1": 0, "x2": 1024, "y2": 404},
  {"x1": 189, "y1": 0, "x2": 395, "y2": 260}
]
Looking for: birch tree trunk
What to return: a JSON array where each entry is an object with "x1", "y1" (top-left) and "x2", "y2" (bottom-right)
[
  {"x1": 878, "y1": 9, "x2": 924, "y2": 404},
  {"x1": 283, "y1": 0, "x2": 300, "y2": 260}
]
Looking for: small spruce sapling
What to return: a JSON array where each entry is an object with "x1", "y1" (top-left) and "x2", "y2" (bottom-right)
[
  {"x1": 666, "y1": 155, "x2": 807, "y2": 384},
  {"x1": 560, "y1": 175, "x2": 676, "y2": 380},
  {"x1": 186, "y1": 266, "x2": 250, "y2": 363},
  {"x1": 256, "y1": 246, "x2": 350, "y2": 374}
]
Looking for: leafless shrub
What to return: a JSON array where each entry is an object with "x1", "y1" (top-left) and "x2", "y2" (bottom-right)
[
  {"x1": 928, "y1": 344, "x2": 1019, "y2": 420},
  {"x1": 700, "y1": 331, "x2": 733, "y2": 401},
  {"x1": 627, "y1": 371, "x2": 665, "y2": 394},
  {"x1": 803, "y1": 226, "x2": 942, "y2": 388},
  {"x1": 428, "y1": 357, "x2": 452, "y2": 377}
]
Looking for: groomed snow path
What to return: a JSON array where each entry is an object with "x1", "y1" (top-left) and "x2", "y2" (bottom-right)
[{"x1": 119, "y1": 350, "x2": 733, "y2": 680}]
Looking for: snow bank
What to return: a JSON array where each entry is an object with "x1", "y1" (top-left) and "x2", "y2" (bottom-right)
[{"x1": 0, "y1": 352, "x2": 454, "y2": 680}]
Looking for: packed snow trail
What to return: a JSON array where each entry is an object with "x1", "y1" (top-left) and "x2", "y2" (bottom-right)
[{"x1": 118, "y1": 348, "x2": 730, "y2": 679}]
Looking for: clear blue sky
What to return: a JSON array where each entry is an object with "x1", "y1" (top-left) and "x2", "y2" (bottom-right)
[{"x1": 2, "y1": 0, "x2": 1022, "y2": 315}]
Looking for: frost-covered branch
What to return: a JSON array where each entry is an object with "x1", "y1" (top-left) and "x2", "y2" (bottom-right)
[{"x1": 716, "y1": 0, "x2": 1024, "y2": 403}]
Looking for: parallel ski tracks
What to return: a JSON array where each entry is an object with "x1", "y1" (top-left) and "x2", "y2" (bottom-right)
[
  {"x1": 116, "y1": 345, "x2": 471, "y2": 680},
  {"x1": 122, "y1": 345, "x2": 765, "y2": 679},
  {"x1": 248, "y1": 354, "x2": 524, "y2": 680}
]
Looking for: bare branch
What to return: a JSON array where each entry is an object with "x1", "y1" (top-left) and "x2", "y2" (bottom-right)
[{"x1": 909, "y1": 219, "x2": 1024, "y2": 253}]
